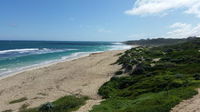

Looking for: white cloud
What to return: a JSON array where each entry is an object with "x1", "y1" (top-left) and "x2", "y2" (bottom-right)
[
  {"x1": 125, "y1": 0, "x2": 200, "y2": 17},
  {"x1": 169, "y1": 22, "x2": 191, "y2": 28},
  {"x1": 185, "y1": 2, "x2": 200, "y2": 17},
  {"x1": 166, "y1": 22, "x2": 200, "y2": 38},
  {"x1": 127, "y1": 23, "x2": 200, "y2": 39}
]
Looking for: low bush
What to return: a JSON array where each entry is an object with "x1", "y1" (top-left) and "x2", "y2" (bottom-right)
[
  {"x1": 115, "y1": 71, "x2": 123, "y2": 75},
  {"x1": 91, "y1": 87, "x2": 197, "y2": 112},
  {"x1": 193, "y1": 73, "x2": 200, "y2": 80},
  {"x1": 20, "y1": 95, "x2": 88, "y2": 112},
  {"x1": 9, "y1": 97, "x2": 28, "y2": 104}
]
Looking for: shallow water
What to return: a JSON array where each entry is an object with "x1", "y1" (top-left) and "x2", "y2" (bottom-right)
[{"x1": 0, "y1": 41, "x2": 131, "y2": 77}]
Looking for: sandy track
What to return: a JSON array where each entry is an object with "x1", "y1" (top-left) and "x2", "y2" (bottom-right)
[
  {"x1": 171, "y1": 89, "x2": 200, "y2": 112},
  {"x1": 74, "y1": 99, "x2": 103, "y2": 112}
]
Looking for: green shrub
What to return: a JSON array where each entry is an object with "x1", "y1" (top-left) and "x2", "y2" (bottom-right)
[
  {"x1": 125, "y1": 65, "x2": 133, "y2": 73},
  {"x1": 152, "y1": 62, "x2": 176, "y2": 70},
  {"x1": 132, "y1": 64, "x2": 145, "y2": 75},
  {"x1": 91, "y1": 87, "x2": 198, "y2": 112},
  {"x1": 164, "y1": 48, "x2": 174, "y2": 53},
  {"x1": 193, "y1": 73, "x2": 200, "y2": 80},
  {"x1": 9, "y1": 97, "x2": 28, "y2": 104},
  {"x1": 39, "y1": 102, "x2": 54, "y2": 111},
  {"x1": 175, "y1": 74, "x2": 184, "y2": 78},
  {"x1": 115, "y1": 71, "x2": 123, "y2": 75},
  {"x1": 20, "y1": 95, "x2": 88, "y2": 112}
]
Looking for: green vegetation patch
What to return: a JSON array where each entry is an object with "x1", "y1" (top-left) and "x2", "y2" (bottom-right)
[
  {"x1": 9, "y1": 97, "x2": 28, "y2": 104},
  {"x1": 91, "y1": 77, "x2": 198, "y2": 112},
  {"x1": 20, "y1": 95, "x2": 88, "y2": 112},
  {"x1": 90, "y1": 38, "x2": 200, "y2": 112}
]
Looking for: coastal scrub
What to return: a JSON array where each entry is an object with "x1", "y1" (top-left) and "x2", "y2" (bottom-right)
[
  {"x1": 20, "y1": 95, "x2": 88, "y2": 112},
  {"x1": 90, "y1": 38, "x2": 200, "y2": 112},
  {"x1": 9, "y1": 97, "x2": 28, "y2": 104}
]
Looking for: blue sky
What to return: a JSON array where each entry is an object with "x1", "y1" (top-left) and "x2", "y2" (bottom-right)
[{"x1": 0, "y1": 0, "x2": 200, "y2": 41}]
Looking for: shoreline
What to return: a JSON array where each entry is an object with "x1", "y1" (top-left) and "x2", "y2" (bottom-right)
[
  {"x1": 0, "y1": 49, "x2": 125, "y2": 112},
  {"x1": 0, "y1": 50, "x2": 114, "y2": 81},
  {"x1": 0, "y1": 44, "x2": 134, "y2": 80},
  {"x1": 0, "y1": 51, "x2": 95, "y2": 81}
]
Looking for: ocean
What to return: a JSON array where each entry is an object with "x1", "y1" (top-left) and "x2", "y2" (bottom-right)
[{"x1": 0, "y1": 41, "x2": 131, "y2": 77}]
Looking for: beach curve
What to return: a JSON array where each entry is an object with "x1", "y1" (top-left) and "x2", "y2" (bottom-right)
[{"x1": 0, "y1": 50, "x2": 124, "y2": 112}]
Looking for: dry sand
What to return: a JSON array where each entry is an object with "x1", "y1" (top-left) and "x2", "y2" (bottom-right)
[
  {"x1": 171, "y1": 89, "x2": 200, "y2": 112},
  {"x1": 0, "y1": 50, "x2": 124, "y2": 112}
]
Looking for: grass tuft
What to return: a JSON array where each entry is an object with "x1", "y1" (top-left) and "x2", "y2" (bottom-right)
[
  {"x1": 9, "y1": 97, "x2": 28, "y2": 104},
  {"x1": 20, "y1": 95, "x2": 89, "y2": 112}
]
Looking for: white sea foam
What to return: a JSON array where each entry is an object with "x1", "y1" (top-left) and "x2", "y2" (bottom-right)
[
  {"x1": 0, "y1": 43, "x2": 132, "y2": 78},
  {"x1": 0, "y1": 51, "x2": 94, "y2": 77},
  {"x1": 61, "y1": 52, "x2": 90, "y2": 60},
  {"x1": 0, "y1": 48, "x2": 77, "y2": 55},
  {"x1": 0, "y1": 48, "x2": 39, "y2": 54}
]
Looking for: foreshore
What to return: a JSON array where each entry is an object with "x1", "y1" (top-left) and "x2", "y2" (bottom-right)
[
  {"x1": 0, "y1": 51, "x2": 98, "y2": 80},
  {"x1": 0, "y1": 50, "x2": 124, "y2": 112}
]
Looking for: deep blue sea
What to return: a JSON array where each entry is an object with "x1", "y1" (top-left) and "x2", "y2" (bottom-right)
[{"x1": 0, "y1": 41, "x2": 131, "y2": 77}]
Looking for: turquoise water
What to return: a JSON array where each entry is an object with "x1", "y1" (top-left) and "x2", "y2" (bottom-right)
[{"x1": 0, "y1": 41, "x2": 131, "y2": 77}]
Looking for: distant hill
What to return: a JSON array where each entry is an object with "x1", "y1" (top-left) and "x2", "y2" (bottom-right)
[{"x1": 124, "y1": 37, "x2": 199, "y2": 46}]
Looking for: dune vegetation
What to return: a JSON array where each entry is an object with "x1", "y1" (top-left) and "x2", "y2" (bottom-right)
[
  {"x1": 90, "y1": 38, "x2": 200, "y2": 112},
  {"x1": 19, "y1": 95, "x2": 88, "y2": 112},
  {"x1": 9, "y1": 97, "x2": 28, "y2": 104}
]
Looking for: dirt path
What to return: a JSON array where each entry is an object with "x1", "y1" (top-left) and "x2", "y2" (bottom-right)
[
  {"x1": 74, "y1": 99, "x2": 103, "y2": 112},
  {"x1": 171, "y1": 89, "x2": 200, "y2": 112}
]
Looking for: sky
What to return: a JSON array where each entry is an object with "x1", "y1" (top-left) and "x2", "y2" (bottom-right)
[{"x1": 0, "y1": 0, "x2": 200, "y2": 41}]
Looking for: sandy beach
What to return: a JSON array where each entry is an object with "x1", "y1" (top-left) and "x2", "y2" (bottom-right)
[{"x1": 0, "y1": 50, "x2": 124, "y2": 112}]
